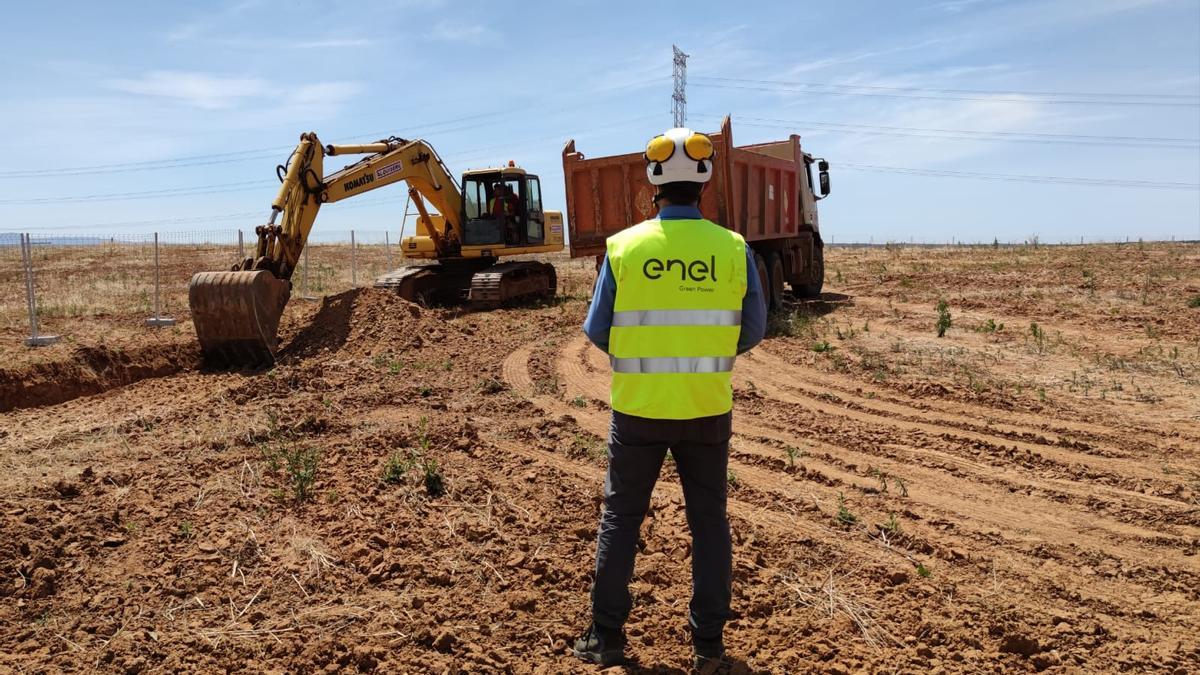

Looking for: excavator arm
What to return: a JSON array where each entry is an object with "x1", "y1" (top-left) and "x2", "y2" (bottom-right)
[
  {"x1": 250, "y1": 133, "x2": 465, "y2": 281},
  {"x1": 189, "y1": 133, "x2": 467, "y2": 364}
]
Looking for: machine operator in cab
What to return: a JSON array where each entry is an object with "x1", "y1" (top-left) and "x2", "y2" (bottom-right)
[
  {"x1": 573, "y1": 127, "x2": 767, "y2": 670},
  {"x1": 489, "y1": 181, "x2": 522, "y2": 245}
]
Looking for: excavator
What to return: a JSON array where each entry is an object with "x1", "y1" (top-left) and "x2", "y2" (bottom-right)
[{"x1": 188, "y1": 133, "x2": 564, "y2": 365}]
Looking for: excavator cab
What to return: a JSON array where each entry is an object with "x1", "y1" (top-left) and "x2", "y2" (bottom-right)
[{"x1": 460, "y1": 168, "x2": 546, "y2": 248}]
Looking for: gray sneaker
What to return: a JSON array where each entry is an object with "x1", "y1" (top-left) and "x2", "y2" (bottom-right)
[
  {"x1": 572, "y1": 623, "x2": 626, "y2": 666},
  {"x1": 693, "y1": 635, "x2": 730, "y2": 673}
]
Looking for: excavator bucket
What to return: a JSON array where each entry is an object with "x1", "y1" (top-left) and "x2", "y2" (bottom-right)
[{"x1": 188, "y1": 270, "x2": 291, "y2": 366}]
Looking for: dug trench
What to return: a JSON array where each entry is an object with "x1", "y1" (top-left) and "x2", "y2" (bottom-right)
[
  {"x1": 0, "y1": 340, "x2": 200, "y2": 413},
  {"x1": 1, "y1": 271, "x2": 1198, "y2": 673}
]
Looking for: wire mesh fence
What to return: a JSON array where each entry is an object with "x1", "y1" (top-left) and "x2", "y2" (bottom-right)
[{"x1": 0, "y1": 229, "x2": 401, "y2": 346}]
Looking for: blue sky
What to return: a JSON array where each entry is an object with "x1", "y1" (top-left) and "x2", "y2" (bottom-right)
[{"x1": 1, "y1": 0, "x2": 1198, "y2": 243}]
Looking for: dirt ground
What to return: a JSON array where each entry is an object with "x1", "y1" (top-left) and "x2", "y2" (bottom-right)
[{"x1": 1, "y1": 243, "x2": 1197, "y2": 673}]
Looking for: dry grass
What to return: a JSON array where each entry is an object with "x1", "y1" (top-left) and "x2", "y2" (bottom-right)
[{"x1": 783, "y1": 566, "x2": 900, "y2": 650}]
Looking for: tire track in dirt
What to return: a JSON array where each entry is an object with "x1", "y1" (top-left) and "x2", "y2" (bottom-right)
[
  {"x1": 569, "y1": 334, "x2": 1196, "y2": 529},
  {"x1": 751, "y1": 346, "x2": 1180, "y2": 459},
  {"x1": 743, "y1": 366, "x2": 1196, "y2": 517},
  {"x1": 561, "y1": 335, "x2": 1200, "y2": 602},
  {"x1": 735, "y1": 351, "x2": 1183, "y2": 491},
  {"x1": 556, "y1": 336, "x2": 1200, "y2": 565},
  {"x1": 509, "y1": 337, "x2": 1200, "y2": 627},
  {"x1": 845, "y1": 294, "x2": 1200, "y2": 441},
  {"x1": 577, "y1": 336, "x2": 1191, "y2": 508}
]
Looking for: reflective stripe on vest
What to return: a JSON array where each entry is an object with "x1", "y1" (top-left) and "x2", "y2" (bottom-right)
[
  {"x1": 610, "y1": 355, "x2": 735, "y2": 374},
  {"x1": 611, "y1": 309, "x2": 742, "y2": 327}
]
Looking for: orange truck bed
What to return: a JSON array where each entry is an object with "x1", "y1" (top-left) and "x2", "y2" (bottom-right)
[{"x1": 561, "y1": 116, "x2": 824, "y2": 259}]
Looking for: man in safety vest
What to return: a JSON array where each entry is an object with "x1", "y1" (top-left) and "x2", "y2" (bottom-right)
[{"x1": 573, "y1": 128, "x2": 766, "y2": 669}]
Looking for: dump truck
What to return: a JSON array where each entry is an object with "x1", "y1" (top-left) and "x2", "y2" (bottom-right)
[{"x1": 561, "y1": 116, "x2": 830, "y2": 309}]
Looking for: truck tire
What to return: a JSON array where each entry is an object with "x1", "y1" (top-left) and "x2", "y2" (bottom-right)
[
  {"x1": 753, "y1": 252, "x2": 770, "y2": 311},
  {"x1": 793, "y1": 244, "x2": 824, "y2": 299},
  {"x1": 767, "y1": 252, "x2": 786, "y2": 311}
]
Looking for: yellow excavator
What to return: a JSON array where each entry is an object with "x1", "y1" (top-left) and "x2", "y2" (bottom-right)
[{"x1": 188, "y1": 133, "x2": 564, "y2": 365}]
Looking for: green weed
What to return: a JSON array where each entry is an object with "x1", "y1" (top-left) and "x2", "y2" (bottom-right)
[
  {"x1": 1029, "y1": 322, "x2": 1047, "y2": 354},
  {"x1": 478, "y1": 378, "x2": 505, "y2": 394},
  {"x1": 784, "y1": 445, "x2": 803, "y2": 469},
  {"x1": 382, "y1": 451, "x2": 415, "y2": 485},
  {"x1": 421, "y1": 457, "x2": 445, "y2": 497},
  {"x1": 767, "y1": 310, "x2": 815, "y2": 338},
  {"x1": 935, "y1": 299, "x2": 951, "y2": 338},
  {"x1": 882, "y1": 513, "x2": 900, "y2": 536},
  {"x1": 835, "y1": 492, "x2": 857, "y2": 526},
  {"x1": 977, "y1": 318, "x2": 1003, "y2": 334},
  {"x1": 258, "y1": 412, "x2": 321, "y2": 504}
]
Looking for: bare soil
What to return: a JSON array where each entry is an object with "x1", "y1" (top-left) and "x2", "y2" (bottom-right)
[{"x1": 1, "y1": 243, "x2": 1197, "y2": 673}]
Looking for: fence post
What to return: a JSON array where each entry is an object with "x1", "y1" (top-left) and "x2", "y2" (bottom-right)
[
  {"x1": 21, "y1": 233, "x2": 59, "y2": 347},
  {"x1": 351, "y1": 230, "x2": 357, "y2": 288},
  {"x1": 144, "y1": 232, "x2": 176, "y2": 327},
  {"x1": 385, "y1": 231, "x2": 392, "y2": 272},
  {"x1": 301, "y1": 244, "x2": 316, "y2": 301},
  {"x1": 238, "y1": 229, "x2": 245, "y2": 260}
]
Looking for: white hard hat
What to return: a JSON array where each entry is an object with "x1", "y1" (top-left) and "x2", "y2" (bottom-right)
[{"x1": 644, "y1": 127, "x2": 715, "y2": 186}]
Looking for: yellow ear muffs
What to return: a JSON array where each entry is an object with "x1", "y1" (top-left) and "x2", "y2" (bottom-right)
[
  {"x1": 644, "y1": 135, "x2": 675, "y2": 163},
  {"x1": 684, "y1": 133, "x2": 714, "y2": 161}
]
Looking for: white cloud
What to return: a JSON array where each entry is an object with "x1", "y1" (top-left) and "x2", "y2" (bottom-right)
[
  {"x1": 105, "y1": 71, "x2": 362, "y2": 112},
  {"x1": 107, "y1": 72, "x2": 268, "y2": 110},
  {"x1": 292, "y1": 38, "x2": 374, "y2": 49},
  {"x1": 819, "y1": 96, "x2": 1046, "y2": 167},
  {"x1": 290, "y1": 81, "x2": 364, "y2": 105},
  {"x1": 429, "y1": 21, "x2": 494, "y2": 44},
  {"x1": 926, "y1": 0, "x2": 996, "y2": 13},
  {"x1": 166, "y1": 0, "x2": 263, "y2": 43}
]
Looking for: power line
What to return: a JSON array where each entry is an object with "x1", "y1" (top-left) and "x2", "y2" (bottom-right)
[
  {"x1": 2, "y1": 115, "x2": 656, "y2": 206},
  {"x1": 15, "y1": 195, "x2": 415, "y2": 231},
  {"x1": 838, "y1": 162, "x2": 1200, "y2": 190},
  {"x1": 0, "y1": 78, "x2": 669, "y2": 179},
  {"x1": 691, "y1": 78, "x2": 1200, "y2": 108},
  {"x1": 693, "y1": 76, "x2": 1200, "y2": 101},
  {"x1": 691, "y1": 113, "x2": 1200, "y2": 149},
  {"x1": 0, "y1": 180, "x2": 278, "y2": 205}
]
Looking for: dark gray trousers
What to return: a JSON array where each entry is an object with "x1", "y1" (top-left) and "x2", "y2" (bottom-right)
[{"x1": 590, "y1": 409, "x2": 732, "y2": 640}]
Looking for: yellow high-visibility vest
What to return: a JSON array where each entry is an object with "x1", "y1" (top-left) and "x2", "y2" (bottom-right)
[{"x1": 606, "y1": 218, "x2": 748, "y2": 419}]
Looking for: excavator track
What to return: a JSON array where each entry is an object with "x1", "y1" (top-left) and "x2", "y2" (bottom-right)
[
  {"x1": 374, "y1": 265, "x2": 446, "y2": 304},
  {"x1": 374, "y1": 261, "x2": 557, "y2": 307},
  {"x1": 468, "y1": 261, "x2": 557, "y2": 307}
]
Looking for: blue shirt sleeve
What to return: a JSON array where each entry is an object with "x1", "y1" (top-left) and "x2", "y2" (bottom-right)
[
  {"x1": 737, "y1": 248, "x2": 767, "y2": 354},
  {"x1": 582, "y1": 255, "x2": 617, "y2": 352}
]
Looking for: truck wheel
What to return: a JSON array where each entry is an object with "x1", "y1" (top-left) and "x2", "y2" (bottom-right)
[
  {"x1": 753, "y1": 252, "x2": 770, "y2": 311},
  {"x1": 793, "y1": 244, "x2": 824, "y2": 298},
  {"x1": 767, "y1": 252, "x2": 786, "y2": 311}
]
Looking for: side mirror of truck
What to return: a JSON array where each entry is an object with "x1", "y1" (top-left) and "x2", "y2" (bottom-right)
[{"x1": 817, "y1": 159, "x2": 831, "y2": 199}]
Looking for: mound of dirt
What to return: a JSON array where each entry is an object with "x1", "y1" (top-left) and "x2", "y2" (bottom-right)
[
  {"x1": 0, "y1": 341, "x2": 197, "y2": 413},
  {"x1": 279, "y1": 287, "x2": 449, "y2": 361}
]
